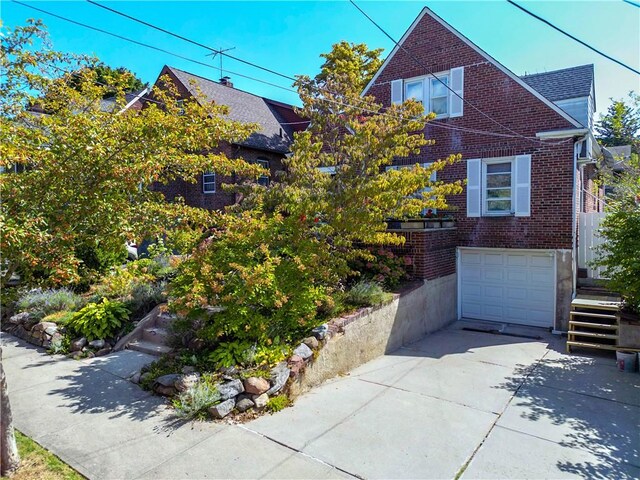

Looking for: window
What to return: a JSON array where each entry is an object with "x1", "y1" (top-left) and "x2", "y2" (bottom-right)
[
  {"x1": 203, "y1": 172, "x2": 216, "y2": 193},
  {"x1": 391, "y1": 67, "x2": 463, "y2": 118},
  {"x1": 483, "y1": 161, "x2": 512, "y2": 214},
  {"x1": 466, "y1": 155, "x2": 531, "y2": 218},
  {"x1": 256, "y1": 158, "x2": 270, "y2": 186},
  {"x1": 430, "y1": 76, "x2": 449, "y2": 116}
]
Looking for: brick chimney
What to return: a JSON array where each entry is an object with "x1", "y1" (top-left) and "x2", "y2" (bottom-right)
[{"x1": 220, "y1": 76, "x2": 233, "y2": 88}]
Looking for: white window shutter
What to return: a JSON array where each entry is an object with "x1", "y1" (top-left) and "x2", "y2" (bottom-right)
[
  {"x1": 391, "y1": 79, "x2": 403, "y2": 105},
  {"x1": 466, "y1": 158, "x2": 481, "y2": 217},
  {"x1": 514, "y1": 154, "x2": 531, "y2": 217},
  {"x1": 449, "y1": 67, "x2": 464, "y2": 118}
]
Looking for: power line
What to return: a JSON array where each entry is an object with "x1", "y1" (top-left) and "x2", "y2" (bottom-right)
[
  {"x1": 623, "y1": 0, "x2": 640, "y2": 8},
  {"x1": 508, "y1": 0, "x2": 640, "y2": 75},
  {"x1": 348, "y1": 1, "x2": 581, "y2": 146},
  {"x1": 11, "y1": 0, "x2": 295, "y2": 95},
  {"x1": 85, "y1": 0, "x2": 297, "y2": 82},
  {"x1": 11, "y1": 0, "x2": 571, "y2": 144}
]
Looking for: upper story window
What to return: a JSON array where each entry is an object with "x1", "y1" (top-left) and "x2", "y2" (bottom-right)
[
  {"x1": 483, "y1": 161, "x2": 512, "y2": 215},
  {"x1": 203, "y1": 172, "x2": 216, "y2": 193},
  {"x1": 256, "y1": 158, "x2": 270, "y2": 186},
  {"x1": 392, "y1": 67, "x2": 464, "y2": 119}
]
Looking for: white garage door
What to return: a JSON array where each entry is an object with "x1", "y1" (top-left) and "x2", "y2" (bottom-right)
[{"x1": 459, "y1": 248, "x2": 556, "y2": 328}]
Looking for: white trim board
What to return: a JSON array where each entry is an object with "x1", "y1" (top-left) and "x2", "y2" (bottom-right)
[{"x1": 362, "y1": 7, "x2": 582, "y2": 129}]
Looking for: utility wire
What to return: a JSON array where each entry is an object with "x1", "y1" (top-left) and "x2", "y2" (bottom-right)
[
  {"x1": 11, "y1": 0, "x2": 571, "y2": 143},
  {"x1": 508, "y1": 0, "x2": 640, "y2": 75},
  {"x1": 87, "y1": 0, "x2": 570, "y2": 145},
  {"x1": 348, "y1": 0, "x2": 565, "y2": 145},
  {"x1": 85, "y1": 0, "x2": 297, "y2": 82},
  {"x1": 622, "y1": 0, "x2": 640, "y2": 7},
  {"x1": 11, "y1": 0, "x2": 294, "y2": 95}
]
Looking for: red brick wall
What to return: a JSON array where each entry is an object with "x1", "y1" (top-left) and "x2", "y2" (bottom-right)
[
  {"x1": 367, "y1": 11, "x2": 578, "y2": 251},
  {"x1": 152, "y1": 144, "x2": 285, "y2": 211},
  {"x1": 393, "y1": 229, "x2": 458, "y2": 280}
]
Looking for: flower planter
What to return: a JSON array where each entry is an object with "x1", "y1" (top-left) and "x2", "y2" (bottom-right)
[
  {"x1": 441, "y1": 221, "x2": 455, "y2": 228},
  {"x1": 386, "y1": 220, "x2": 402, "y2": 230},
  {"x1": 425, "y1": 220, "x2": 441, "y2": 229},
  {"x1": 400, "y1": 221, "x2": 426, "y2": 229}
]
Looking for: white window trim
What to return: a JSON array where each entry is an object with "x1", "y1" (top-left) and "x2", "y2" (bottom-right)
[
  {"x1": 202, "y1": 172, "x2": 216, "y2": 193},
  {"x1": 256, "y1": 158, "x2": 270, "y2": 186},
  {"x1": 403, "y1": 71, "x2": 450, "y2": 119},
  {"x1": 481, "y1": 157, "x2": 515, "y2": 216}
]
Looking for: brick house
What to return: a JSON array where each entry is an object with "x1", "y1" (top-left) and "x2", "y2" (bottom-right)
[
  {"x1": 364, "y1": 8, "x2": 601, "y2": 332},
  {"x1": 149, "y1": 66, "x2": 306, "y2": 210}
]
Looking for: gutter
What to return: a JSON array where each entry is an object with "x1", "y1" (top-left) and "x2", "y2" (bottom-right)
[{"x1": 536, "y1": 128, "x2": 589, "y2": 139}]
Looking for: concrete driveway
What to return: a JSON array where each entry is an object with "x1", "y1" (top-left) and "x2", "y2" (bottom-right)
[{"x1": 2, "y1": 320, "x2": 639, "y2": 479}]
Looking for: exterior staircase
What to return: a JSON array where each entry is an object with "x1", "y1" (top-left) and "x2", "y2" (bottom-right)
[
  {"x1": 567, "y1": 296, "x2": 623, "y2": 353},
  {"x1": 114, "y1": 306, "x2": 175, "y2": 356}
]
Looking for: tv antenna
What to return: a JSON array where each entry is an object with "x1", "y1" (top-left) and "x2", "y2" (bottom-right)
[{"x1": 207, "y1": 46, "x2": 236, "y2": 75}]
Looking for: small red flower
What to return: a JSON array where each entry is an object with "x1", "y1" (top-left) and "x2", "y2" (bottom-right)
[
  {"x1": 300, "y1": 214, "x2": 307, "y2": 222},
  {"x1": 314, "y1": 217, "x2": 320, "y2": 223}
]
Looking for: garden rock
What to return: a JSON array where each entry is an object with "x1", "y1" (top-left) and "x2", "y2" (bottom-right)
[
  {"x1": 71, "y1": 337, "x2": 87, "y2": 352},
  {"x1": 243, "y1": 377, "x2": 270, "y2": 395},
  {"x1": 175, "y1": 373, "x2": 200, "y2": 393},
  {"x1": 95, "y1": 346, "x2": 112, "y2": 357},
  {"x1": 188, "y1": 338, "x2": 205, "y2": 351},
  {"x1": 31, "y1": 322, "x2": 56, "y2": 339},
  {"x1": 266, "y1": 362, "x2": 290, "y2": 396},
  {"x1": 303, "y1": 336, "x2": 319, "y2": 350},
  {"x1": 217, "y1": 379, "x2": 244, "y2": 400},
  {"x1": 293, "y1": 343, "x2": 313, "y2": 360},
  {"x1": 209, "y1": 398, "x2": 235, "y2": 419},
  {"x1": 88, "y1": 339, "x2": 105, "y2": 349},
  {"x1": 181, "y1": 366, "x2": 196, "y2": 374},
  {"x1": 252, "y1": 393, "x2": 269, "y2": 409},
  {"x1": 236, "y1": 398, "x2": 254, "y2": 413},
  {"x1": 130, "y1": 372, "x2": 141, "y2": 384},
  {"x1": 288, "y1": 355, "x2": 305, "y2": 378},
  {"x1": 8, "y1": 312, "x2": 30, "y2": 325},
  {"x1": 23, "y1": 316, "x2": 40, "y2": 331},
  {"x1": 311, "y1": 324, "x2": 329, "y2": 341},
  {"x1": 154, "y1": 374, "x2": 181, "y2": 396}
]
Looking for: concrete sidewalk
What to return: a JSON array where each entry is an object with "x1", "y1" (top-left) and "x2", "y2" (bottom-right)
[{"x1": 2, "y1": 320, "x2": 639, "y2": 479}]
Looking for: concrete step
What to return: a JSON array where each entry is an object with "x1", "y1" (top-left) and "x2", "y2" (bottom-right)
[
  {"x1": 128, "y1": 340, "x2": 172, "y2": 356},
  {"x1": 143, "y1": 327, "x2": 169, "y2": 345},
  {"x1": 569, "y1": 320, "x2": 618, "y2": 330},
  {"x1": 155, "y1": 313, "x2": 175, "y2": 329}
]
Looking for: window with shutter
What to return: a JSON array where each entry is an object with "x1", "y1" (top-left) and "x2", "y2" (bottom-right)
[
  {"x1": 394, "y1": 68, "x2": 464, "y2": 118},
  {"x1": 466, "y1": 155, "x2": 531, "y2": 217}
]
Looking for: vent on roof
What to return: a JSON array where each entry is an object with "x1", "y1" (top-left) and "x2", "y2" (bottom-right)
[{"x1": 220, "y1": 76, "x2": 233, "y2": 88}]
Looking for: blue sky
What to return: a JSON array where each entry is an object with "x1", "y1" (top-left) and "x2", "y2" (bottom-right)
[{"x1": 2, "y1": 1, "x2": 639, "y2": 117}]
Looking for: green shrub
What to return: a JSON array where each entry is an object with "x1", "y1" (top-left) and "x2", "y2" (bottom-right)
[
  {"x1": 140, "y1": 355, "x2": 186, "y2": 390},
  {"x1": 42, "y1": 310, "x2": 76, "y2": 326},
  {"x1": 172, "y1": 376, "x2": 221, "y2": 419},
  {"x1": 125, "y1": 281, "x2": 167, "y2": 320},
  {"x1": 16, "y1": 288, "x2": 84, "y2": 320},
  {"x1": 345, "y1": 281, "x2": 390, "y2": 307},
  {"x1": 265, "y1": 394, "x2": 291, "y2": 413},
  {"x1": 350, "y1": 247, "x2": 410, "y2": 289},
  {"x1": 48, "y1": 334, "x2": 70, "y2": 355},
  {"x1": 67, "y1": 298, "x2": 129, "y2": 341},
  {"x1": 208, "y1": 341, "x2": 253, "y2": 368}
]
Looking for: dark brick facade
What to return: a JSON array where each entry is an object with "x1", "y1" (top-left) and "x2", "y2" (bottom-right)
[
  {"x1": 393, "y1": 229, "x2": 458, "y2": 281},
  {"x1": 366, "y1": 10, "x2": 580, "y2": 253}
]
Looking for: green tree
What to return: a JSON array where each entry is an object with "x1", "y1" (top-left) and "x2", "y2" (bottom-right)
[
  {"x1": 594, "y1": 152, "x2": 640, "y2": 313},
  {"x1": 171, "y1": 42, "x2": 463, "y2": 346},
  {"x1": 0, "y1": 21, "x2": 265, "y2": 288},
  {"x1": 596, "y1": 92, "x2": 640, "y2": 154},
  {"x1": 85, "y1": 63, "x2": 146, "y2": 96}
]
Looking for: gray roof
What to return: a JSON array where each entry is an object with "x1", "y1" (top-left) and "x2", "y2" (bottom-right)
[
  {"x1": 521, "y1": 64, "x2": 594, "y2": 102},
  {"x1": 167, "y1": 66, "x2": 297, "y2": 153}
]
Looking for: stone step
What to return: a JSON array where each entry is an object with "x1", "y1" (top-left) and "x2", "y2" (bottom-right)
[
  {"x1": 128, "y1": 340, "x2": 172, "y2": 356},
  {"x1": 143, "y1": 327, "x2": 169, "y2": 345},
  {"x1": 155, "y1": 313, "x2": 175, "y2": 329}
]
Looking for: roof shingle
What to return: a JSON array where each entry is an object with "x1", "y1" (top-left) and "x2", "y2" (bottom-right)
[
  {"x1": 167, "y1": 66, "x2": 301, "y2": 153},
  {"x1": 520, "y1": 64, "x2": 594, "y2": 103}
]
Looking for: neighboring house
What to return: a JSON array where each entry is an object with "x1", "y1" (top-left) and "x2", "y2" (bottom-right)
[
  {"x1": 364, "y1": 7, "x2": 603, "y2": 332},
  {"x1": 148, "y1": 66, "x2": 306, "y2": 210}
]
